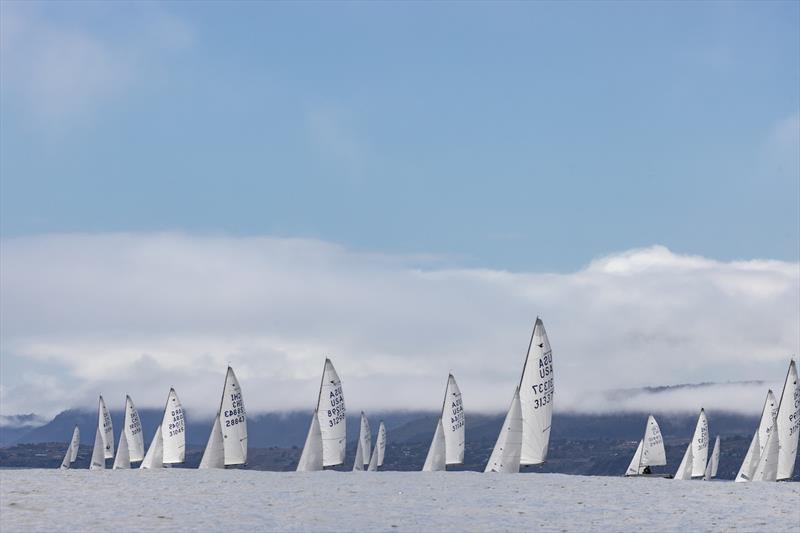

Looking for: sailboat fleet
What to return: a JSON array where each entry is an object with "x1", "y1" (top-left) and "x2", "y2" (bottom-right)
[
  {"x1": 622, "y1": 359, "x2": 798, "y2": 481},
  {"x1": 57, "y1": 319, "x2": 798, "y2": 481}
]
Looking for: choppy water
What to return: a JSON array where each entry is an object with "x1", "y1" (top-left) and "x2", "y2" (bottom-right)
[{"x1": 1, "y1": 469, "x2": 798, "y2": 532}]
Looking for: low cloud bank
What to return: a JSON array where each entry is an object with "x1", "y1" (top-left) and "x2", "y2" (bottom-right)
[{"x1": 1, "y1": 234, "x2": 797, "y2": 417}]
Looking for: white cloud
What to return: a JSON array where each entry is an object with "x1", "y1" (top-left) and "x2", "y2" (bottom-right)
[
  {"x1": 0, "y1": 3, "x2": 192, "y2": 123},
  {"x1": 0, "y1": 235, "x2": 797, "y2": 418}
]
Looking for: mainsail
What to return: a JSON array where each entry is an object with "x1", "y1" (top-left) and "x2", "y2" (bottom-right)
[
  {"x1": 421, "y1": 418, "x2": 446, "y2": 472},
  {"x1": 98, "y1": 395, "x2": 114, "y2": 459},
  {"x1": 519, "y1": 318, "x2": 554, "y2": 465},
  {"x1": 60, "y1": 425, "x2": 80, "y2": 469},
  {"x1": 442, "y1": 374, "x2": 465, "y2": 465},
  {"x1": 198, "y1": 416, "x2": 224, "y2": 469},
  {"x1": 776, "y1": 359, "x2": 799, "y2": 481},
  {"x1": 113, "y1": 432, "x2": 131, "y2": 470},
  {"x1": 296, "y1": 412, "x2": 323, "y2": 471},
  {"x1": 377, "y1": 421, "x2": 386, "y2": 467},
  {"x1": 735, "y1": 390, "x2": 777, "y2": 482},
  {"x1": 90, "y1": 427, "x2": 105, "y2": 470},
  {"x1": 220, "y1": 366, "x2": 247, "y2": 466},
  {"x1": 484, "y1": 387, "x2": 523, "y2": 474},
  {"x1": 124, "y1": 395, "x2": 145, "y2": 463},
  {"x1": 317, "y1": 359, "x2": 346, "y2": 467},
  {"x1": 161, "y1": 388, "x2": 185, "y2": 465},
  {"x1": 690, "y1": 409, "x2": 709, "y2": 478},
  {"x1": 358, "y1": 411, "x2": 371, "y2": 469},
  {"x1": 140, "y1": 424, "x2": 164, "y2": 469},
  {"x1": 703, "y1": 435, "x2": 720, "y2": 480}
]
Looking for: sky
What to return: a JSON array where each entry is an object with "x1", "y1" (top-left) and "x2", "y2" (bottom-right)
[{"x1": 1, "y1": 1, "x2": 798, "y2": 418}]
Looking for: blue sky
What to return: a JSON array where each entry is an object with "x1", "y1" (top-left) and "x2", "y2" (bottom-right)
[
  {"x1": 2, "y1": 1, "x2": 798, "y2": 270},
  {"x1": 1, "y1": 2, "x2": 799, "y2": 416}
]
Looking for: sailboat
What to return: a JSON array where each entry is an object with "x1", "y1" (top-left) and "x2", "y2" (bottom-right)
[
  {"x1": 141, "y1": 388, "x2": 184, "y2": 468},
  {"x1": 519, "y1": 318, "x2": 554, "y2": 467},
  {"x1": 484, "y1": 387, "x2": 523, "y2": 473},
  {"x1": 161, "y1": 388, "x2": 186, "y2": 466},
  {"x1": 735, "y1": 390, "x2": 778, "y2": 482},
  {"x1": 624, "y1": 415, "x2": 667, "y2": 477},
  {"x1": 776, "y1": 359, "x2": 799, "y2": 481},
  {"x1": 98, "y1": 395, "x2": 114, "y2": 461},
  {"x1": 352, "y1": 412, "x2": 371, "y2": 471},
  {"x1": 296, "y1": 358, "x2": 346, "y2": 470},
  {"x1": 59, "y1": 425, "x2": 80, "y2": 469},
  {"x1": 113, "y1": 395, "x2": 145, "y2": 469},
  {"x1": 674, "y1": 408, "x2": 708, "y2": 480},
  {"x1": 703, "y1": 435, "x2": 720, "y2": 480},
  {"x1": 421, "y1": 374, "x2": 465, "y2": 471},
  {"x1": 89, "y1": 395, "x2": 114, "y2": 469},
  {"x1": 367, "y1": 421, "x2": 386, "y2": 471},
  {"x1": 199, "y1": 367, "x2": 248, "y2": 469}
]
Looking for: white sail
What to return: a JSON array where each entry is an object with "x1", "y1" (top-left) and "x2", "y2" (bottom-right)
[
  {"x1": 367, "y1": 437, "x2": 379, "y2": 472},
  {"x1": 703, "y1": 435, "x2": 720, "y2": 480},
  {"x1": 113, "y1": 431, "x2": 131, "y2": 469},
  {"x1": 98, "y1": 395, "x2": 114, "y2": 459},
  {"x1": 352, "y1": 432, "x2": 364, "y2": 472},
  {"x1": 376, "y1": 421, "x2": 386, "y2": 467},
  {"x1": 161, "y1": 388, "x2": 185, "y2": 465},
  {"x1": 316, "y1": 359, "x2": 346, "y2": 467},
  {"x1": 60, "y1": 425, "x2": 80, "y2": 470},
  {"x1": 641, "y1": 415, "x2": 666, "y2": 467},
  {"x1": 296, "y1": 412, "x2": 324, "y2": 472},
  {"x1": 625, "y1": 440, "x2": 644, "y2": 476},
  {"x1": 442, "y1": 374, "x2": 465, "y2": 465},
  {"x1": 69, "y1": 425, "x2": 80, "y2": 462},
  {"x1": 518, "y1": 318, "x2": 554, "y2": 465},
  {"x1": 140, "y1": 424, "x2": 164, "y2": 469},
  {"x1": 422, "y1": 418, "x2": 446, "y2": 472},
  {"x1": 484, "y1": 388, "x2": 523, "y2": 474},
  {"x1": 752, "y1": 416, "x2": 780, "y2": 482},
  {"x1": 359, "y1": 412, "x2": 371, "y2": 468},
  {"x1": 690, "y1": 409, "x2": 709, "y2": 478},
  {"x1": 90, "y1": 427, "x2": 105, "y2": 470},
  {"x1": 735, "y1": 432, "x2": 760, "y2": 483},
  {"x1": 776, "y1": 359, "x2": 799, "y2": 481},
  {"x1": 123, "y1": 395, "x2": 145, "y2": 463},
  {"x1": 219, "y1": 366, "x2": 247, "y2": 466},
  {"x1": 736, "y1": 389, "x2": 777, "y2": 482},
  {"x1": 199, "y1": 416, "x2": 224, "y2": 469},
  {"x1": 674, "y1": 441, "x2": 694, "y2": 480}
]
